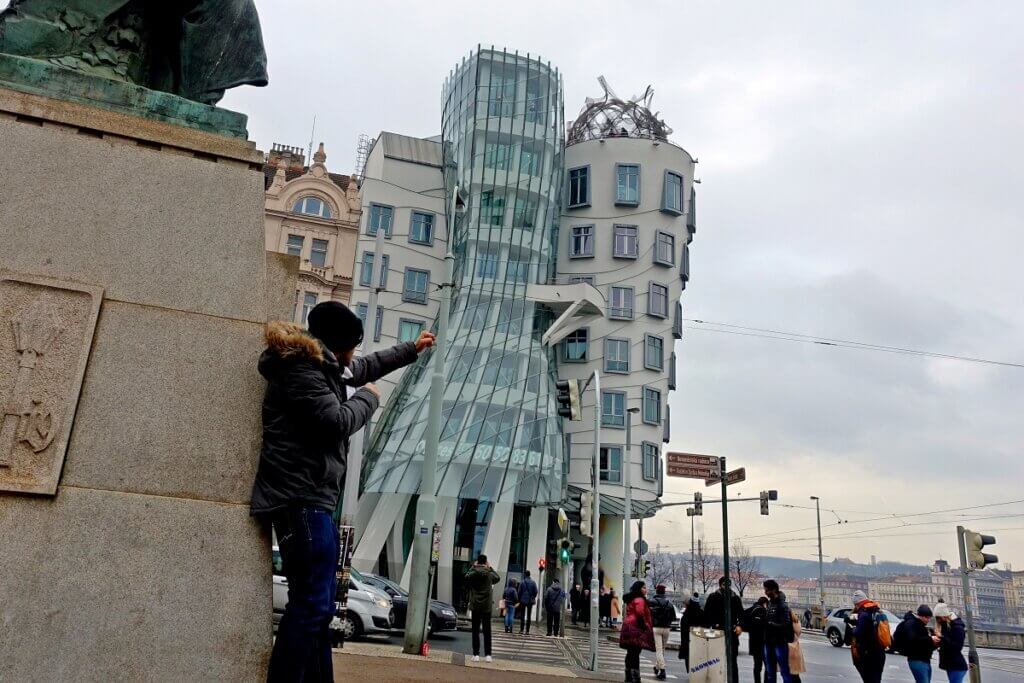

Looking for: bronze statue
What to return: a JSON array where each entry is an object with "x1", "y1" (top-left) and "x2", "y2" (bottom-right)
[{"x1": 0, "y1": 0, "x2": 268, "y2": 105}]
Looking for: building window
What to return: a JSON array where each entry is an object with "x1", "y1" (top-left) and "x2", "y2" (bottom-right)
[
  {"x1": 359, "y1": 252, "x2": 389, "y2": 288},
  {"x1": 654, "y1": 232, "x2": 675, "y2": 266},
  {"x1": 609, "y1": 286, "x2": 634, "y2": 320},
  {"x1": 286, "y1": 234, "x2": 304, "y2": 257},
  {"x1": 662, "y1": 171, "x2": 684, "y2": 215},
  {"x1": 398, "y1": 318, "x2": 425, "y2": 343},
  {"x1": 520, "y1": 148, "x2": 540, "y2": 176},
  {"x1": 506, "y1": 258, "x2": 530, "y2": 283},
  {"x1": 645, "y1": 334, "x2": 664, "y2": 370},
  {"x1": 648, "y1": 283, "x2": 669, "y2": 318},
  {"x1": 680, "y1": 243, "x2": 691, "y2": 282},
  {"x1": 310, "y1": 238, "x2": 329, "y2": 268},
  {"x1": 367, "y1": 204, "x2": 393, "y2": 237},
  {"x1": 615, "y1": 164, "x2": 640, "y2": 206},
  {"x1": 673, "y1": 301, "x2": 683, "y2": 339},
  {"x1": 613, "y1": 225, "x2": 638, "y2": 258},
  {"x1": 668, "y1": 351, "x2": 677, "y2": 390},
  {"x1": 468, "y1": 297, "x2": 490, "y2": 330},
  {"x1": 409, "y1": 212, "x2": 434, "y2": 245},
  {"x1": 293, "y1": 196, "x2": 332, "y2": 218},
  {"x1": 355, "y1": 303, "x2": 383, "y2": 342},
  {"x1": 569, "y1": 275, "x2": 595, "y2": 285},
  {"x1": 601, "y1": 391, "x2": 626, "y2": 428},
  {"x1": 513, "y1": 197, "x2": 536, "y2": 229},
  {"x1": 600, "y1": 445, "x2": 623, "y2": 483},
  {"x1": 481, "y1": 191, "x2": 505, "y2": 225},
  {"x1": 487, "y1": 67, "x2": 516, "y2": 117},
  {"x1": 402, "y1": 268, "x2": 429, "y2": 304},
  {"x1": 643, "y1": 387, "x2": 662, "y2": 425},
  {"x1": 568, "y1": 166, "x2": 590, "y2": 208},
  {"x1": 525, "y1": 76, "x2": 544, "y2": 124},
  {"x1": 497, "y1": 300, "x2": 527, "y2": 334},
  {"x1": 570, "y1": 225, "x2": 594, "y2": 258},
  {"x1": 300, "y1": 292, "x2": 317, "y2": 325},
  {"x1": 484, "y1": 142, "x2": 512, "y2": 170},
  {"x1": 605, "y1": 338, "x2": 630, "y2": 373},
  {"x1": 642, "y1": 442, "x2": 658, "y2": 482},
  {"x1": 562, "y1": 329, "x2": 588, "y2": 363},
  {"x1": 476, "y1": 249, "x2": 498, "y2": 279}
]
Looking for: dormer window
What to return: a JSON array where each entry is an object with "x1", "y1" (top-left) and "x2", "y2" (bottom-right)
[{"x1": 293, "y1": 196, "x2": 332, "y2": 218}]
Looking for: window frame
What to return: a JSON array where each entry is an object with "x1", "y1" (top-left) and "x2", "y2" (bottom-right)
[
  {"x1": 355, "y1": 303, "x2": 383, "y2": 343},
  {"x1": 409, "y1": 211, "x2": 435, "y2": 246},
  {"x1": 661, "y1": 170, "x2": 684, "y2": 216},
  {"x1": 601, "y1": 390, "x2": 626, "y2": 429},
  {"x1": 642, "y1": 442, "x2": 659, "y2": 482},
  {"x1": 561, "y1": 328, "x2": 589, "y2": 363},
  {"x1": 644, "y1": 333, "x2": 665, "y2": 371},
  {"x1": 604, "y1": 337, "x2": 631, "y2": 374},
  {"x1": 615, "y1": 163, "x2": 641, "y2": 207},
  {"x1": 402, "y1": 267, "x2": 430, "y2": 305},
  {"x1": 567, "y1": 165, "x2": 591, "y2": 208},
  {"x1": 308, "y1": 238, "x2": 329, "y2": 268},
  {"x1": 569, "y1": 224, "x2": 595, "y2": 258},
  {"x1": 359, "y1": 251, "x2": 389, "y2": 289},
  {"x1": 293, "y1": 195, "x2": 332, "y2": 219},
  {"x1": 668, "y1": 351, "x2": 677, "y2": 390},
  {"x1": 367, "y1": 203, "x2": 394, "y2": 238},
  {"x1": 476, "y1": 249, "x2": 499, "y2": 279},
  {"x1": 285, "y1": 233, "x2": 304, "y2": 257},
  {"x1": 568, "y1": 275, "x2": 595, "y2": 286},
  {"x1": 648, "y1": 282, "x2": 669, "y2": 318},
  {"x1": 612, "y1": 224, "x2": 639, "y2": 259},
  {"x1": 599, "y1": 444, "x2": 623, "y2": 483},
  {"x1": 654, "y1": 231, "x2": 675, "y2": 267},
  {"x1": 397, "y1": 318, "x2": 425, "y2": 343},
  {"x1": 300, "y1": 292, "x2": 318, "y2": 325},
  {"x1": 608, "y1": 285, "x2": 635, "y2": 321},
  {"x1": 643, "y1": 386, "x2": 662, "y2": 426}
]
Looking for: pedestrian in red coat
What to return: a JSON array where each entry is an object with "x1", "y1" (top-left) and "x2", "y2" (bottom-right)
[{"x1": 619, "y1": 581, "x2": 655, "y2": 683}]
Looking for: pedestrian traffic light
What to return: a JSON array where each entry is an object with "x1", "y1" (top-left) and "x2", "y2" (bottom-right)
[
  {"x1": 538, "y1": 557, "x2": 546, "y2": 572},
  {"x1": 760, "y1": 490, "x2": 770, "y2": 515},
  {"x1": 643, "y1": 560, "x2": 651, "y2": 578},
  {"x1": 579, "y1": 491, "x2": 593, "y2": 537},
  {"x1": 559, "y1": 539, "x2": 572, "y2": 567},
  {"x1": 555, "y1": 379, "x2": 582, "y2": 420},
  {"x1": 693, "y1": 492, "x2": 703, "y2": 516},
  {"x1": 964, "y1": 530, "x2": 998, "y2": 570}
]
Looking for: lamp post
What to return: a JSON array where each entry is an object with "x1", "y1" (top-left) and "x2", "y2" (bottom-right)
[
  {"x1": 622, "y1": 406, "x2": 640, "y2": 595},
  {"x1": 588, "y1": 369, "x2": 601, "y2": 672},
  {"x1": 402, "y1": 183, "x2": 464, "y2": 655},
  {"x1": 811, "y1": 496, "x2": 825, "y2": 627}
]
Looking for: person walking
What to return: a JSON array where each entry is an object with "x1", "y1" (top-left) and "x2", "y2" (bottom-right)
[
  {"x1": 545, "y1": 579, "x2": 567, "y2": 636},
  {"x1": 763, "y1": 580, "x2": 795, "y2": 683},
  {"x1": 619, "y1": 581, "x2": 655, "y2": 683},
  {"x1": 678, "y1": 593, "x2": 704, "y2": 671},
  {"x1": 251, "y1": 302, "x2": 431, "y2": 683},
  {"x1": 803, "y1": 609, "x2": 812, "y2": 629},
  {"x1": 789, "y1": 610, "x2": 806, "y2": 683},
  {"x1": 570, "y1": 583, "x2": 583, "y2": 625},
  {"x1": 502, "y1": 580, "x2": 519, "y2": 634},
  {"x1": 518, "y1": 570, "x2": 538, "y2": 634},
  {"x1": 849, "y1": 590, "x2": 888, "y2": 683},
  {"x1": 648, "y1": 584, "x2": 675, "y2": 680},
  {"x1": 600, "y1": 587, "x2": 611, "y2": 627},
  {"x1": 894, "y1": 605, "x2": 936, "y2": 683},
  {"x1": 465, "y1": 554, "x2": 501, "y2": 662},
  {"x1": 743, "y1": 597, "x2": 769, "y2": 683},
  {"x1": 610, "y1": 589, "x2": 622, "y2": 628},
  {"x1": 704, "y1": 576, "x2": 744, "y2": 677},
  {"x1": 933, "y1": 603, "x2": 968, "y2": 683}
]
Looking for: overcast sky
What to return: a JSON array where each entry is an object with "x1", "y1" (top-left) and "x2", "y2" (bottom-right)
[{"x1": 220, "y1": 1, "x2": 1024, "y2": 570}]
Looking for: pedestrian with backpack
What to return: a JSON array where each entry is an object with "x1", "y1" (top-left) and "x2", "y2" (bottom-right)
[
  {"x1": 648, "y1": 584, "x2": 676, "y2": 680},
  {"x1": 894, "y1": 605, "x2": 937, "y2": 682},
  {"x1": 933, "y1": 603, "x2": 968, "y2": 683},
  {"x1": 743, "y1": 597, "x2": 769, "y2": 683},
  {"x1": 849, "y1": 590, "x2": 891, "y2": 683}
]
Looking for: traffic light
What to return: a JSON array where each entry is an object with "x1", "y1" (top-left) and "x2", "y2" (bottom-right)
[
  {"x1": 643, "y1": 560, "x2": 652, "y2": 578},
  {"x1": 538, "y1": 557, "x2": 546, "y2": 572},
  {"x1": 555, "y1": 379, "x2": 582, "y2": 420},
  {"x1": 760, "y1": 491, "x2": 770, "y2": 515},
  {"x1": 559, "y1": 539, "x2": 571, "y2": 567},
  {"x1": 964, "y1": 530, "x2": 998, "y2": 570},
  {"x1": 693, "y1": 492, "x2": 703, "y2": 516},
  {"x1": 580, "y1": 491, "x2": 593, "y2": 537}
]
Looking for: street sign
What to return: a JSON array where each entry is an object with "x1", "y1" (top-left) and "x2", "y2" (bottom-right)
[
  {"x1": 706, "y1": 467, "x2": 746, "y2": 487},
  {"x1": 633, "y1": 539, "x2": 648, "y2": 556},
  {"x1": 666, "y1": 452, "x2": 721, "y2": 470},
  {"x1": 667, "y1": 463, "x2": 719, "y2": 479}
]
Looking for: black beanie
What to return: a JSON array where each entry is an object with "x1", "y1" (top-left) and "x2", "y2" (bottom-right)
[{"x1": 307, "y1": 301, "x2": 363, "y2": 353}]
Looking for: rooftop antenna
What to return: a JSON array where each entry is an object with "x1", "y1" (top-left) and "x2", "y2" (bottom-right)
[{"x1": 307, "y1": 115, "x2": 317, "y2": 166}]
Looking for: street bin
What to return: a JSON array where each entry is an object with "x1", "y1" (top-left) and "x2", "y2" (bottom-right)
[{"x1": 688, "y1": 627, "x2": 726, "y2": 683}]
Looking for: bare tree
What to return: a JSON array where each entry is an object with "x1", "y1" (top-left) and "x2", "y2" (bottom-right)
[
  {"x1": 694, "y1": 536, "x2": 722, "y2": 595},
  {"x1": 646, "y1": 544, "x2": 673, "y2": 588},
  {"x1": 669, "y1": 553, "x2": 690, "y2": 593},
  {"x1": 730, "y1": 540, "x2": 761, "y2": 598}
]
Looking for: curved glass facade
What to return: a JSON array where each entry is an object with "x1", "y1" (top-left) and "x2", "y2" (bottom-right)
[{"x1": 363, "y1": 48, "x2": 566, "y2": 505}]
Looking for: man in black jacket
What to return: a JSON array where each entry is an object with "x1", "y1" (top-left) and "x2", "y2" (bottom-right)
[
  {"x1": 744, "y1": 597, "x2": 769, "y2": 683},
  {"x1": 251, "y1": 302, "x2": 432, "y2": 682},
  {"x1": 763, "y1": 580, "x2": 795, "y2": 683},
  {"x1": 648, "y1": 584, "x2": 676, "y2": 680},
  {"x1": 895, "y1": 605, "x2": 936, "y2": 682},
  {"x1": 704, "y1": 577, "x2": 744, "y2": 681}
]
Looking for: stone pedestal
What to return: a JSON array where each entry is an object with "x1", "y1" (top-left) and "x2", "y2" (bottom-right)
[{"x1": 0, "y1": 86, "x2": 287, "y2": 681}]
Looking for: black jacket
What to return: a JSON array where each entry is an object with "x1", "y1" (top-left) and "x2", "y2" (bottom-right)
[
  {"x1": 895, "y1": 613, "x2": 935, "y2": 663},
  {"x1": 250, "y1": 322, "x2": 417, "y2": 515},
  {"x1": 743, "y1": 603, "x2": 768, "y2": 652},
  {"x1": 937, "y1": 618, "x2": 968, "y2": 671},
  {"x1": 765, "y1": 593, "x2": 795, "y2": 646},
  {"x1": 703, "y1": 589, "x2": 743, "y2": 632},
  {"x1": 648, "y1": 594, "x2": 676, "y2": 628}
]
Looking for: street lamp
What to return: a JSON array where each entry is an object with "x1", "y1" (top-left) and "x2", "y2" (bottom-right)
[
  {"x1": 622, "y1": 406, "x2": 640, "y2": 595},
  {"x1": 810, "y1": 496, "x2": 824, "y2": 626}
]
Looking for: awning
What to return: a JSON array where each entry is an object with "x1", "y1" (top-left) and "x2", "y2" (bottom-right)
[{"x1": 564, "y1": 484, "x2": 662, "y2": 519}]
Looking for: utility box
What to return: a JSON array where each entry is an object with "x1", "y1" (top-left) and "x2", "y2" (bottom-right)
[{"x1": 688, "y1": 628, "x2": 726, "y2": 683}]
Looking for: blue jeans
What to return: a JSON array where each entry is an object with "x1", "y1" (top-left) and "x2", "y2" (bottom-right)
[
  {"x1": 268, "y1": 507, "x2": 339, "y2": 683},
  {"x1": 504, "y1": 605, "x2": 516, "y2": 630},
  {"x1": 909, "y1": 659, "x2": 932, "y2": 683},
  {"x1": 945, "y1": 669, "x2": 967, "y2": 683},
  {"x1": 764, "y1": 643, "x2": 793, "y2": 683}
]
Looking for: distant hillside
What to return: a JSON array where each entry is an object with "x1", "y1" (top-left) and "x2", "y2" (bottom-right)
[{"x1": 756, "y1": 555, "x2": 929, "y2": 579}]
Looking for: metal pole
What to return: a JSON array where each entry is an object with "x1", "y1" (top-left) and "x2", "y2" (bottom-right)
[
  {"x1": 691, "y1": 512, "x2": 696, "y2": 595},
  {"x1": 560, "y1": 560, "x2": 568, "y2": 638},
  {"x1": 720, "y1": 456, "x2": 735, "y2": 683},
  {"x1": 957, "y1": 525, "x2": 982, "y2": 683},
  {"x1": 622, "y1": 408, "x2": 633, "y2": 595},
  {"x1": 402, "y1": 184, "x2": 457, "y2": 654},
  {"x1": 341, "y1": 223, "x2": 386, "y2": 524},
  {"x1": 589, "y1": 370, "x2": 601, "y2": 671},
  {"x1": 813, "y1": 496, "x2": 825, "y2": 627}
]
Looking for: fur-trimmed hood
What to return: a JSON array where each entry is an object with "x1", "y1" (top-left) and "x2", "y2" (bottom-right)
[{"x1": 259, "y1": 321, "x2": 338, "y2": 381}]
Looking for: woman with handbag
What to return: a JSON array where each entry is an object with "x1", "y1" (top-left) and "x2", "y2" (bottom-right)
[
  {"x1": 789, "y1": 610, "x2": 807, "y2": 682},
  {"x1": 619, "y1": 581, "x2": 655, "y2": 683},
  {"x1": 502, "y1": 580, "x2": 519, "y2": 633}
]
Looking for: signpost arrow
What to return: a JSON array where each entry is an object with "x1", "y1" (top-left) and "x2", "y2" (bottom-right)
[
  {"x1": 706, "y1": 467, "x2": 746, "y2": 487},
  {"x1": 666, "y1": 453, "x2": 721, "y2": 480},
  {"x1": 667, "y1": 463, "x2": 718, "y2": 479}
]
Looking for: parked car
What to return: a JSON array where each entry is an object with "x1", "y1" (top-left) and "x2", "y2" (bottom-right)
[
  {"x1": 824, "y1": 607, "x2": 901, "y2": 648},
  {"x1": 272, "y1": 546, "x2": 395, "y2": 642},
  {"x1": 358, "y1": 571, "x2": 459, "y2": 635}
]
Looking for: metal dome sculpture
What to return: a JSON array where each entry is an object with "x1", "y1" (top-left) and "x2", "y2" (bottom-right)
[{"x1": 567, "y1": 76, "x2": 673, "y2": 144}]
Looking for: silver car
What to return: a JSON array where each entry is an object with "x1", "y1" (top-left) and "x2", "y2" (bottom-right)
[{"x1": 824, "y1": 607, "x2": 900, "y2": 648}]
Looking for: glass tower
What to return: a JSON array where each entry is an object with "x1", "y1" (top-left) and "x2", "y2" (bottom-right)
[{"x1": 363, "y1": 48, "x2": 566, "y2": 505}]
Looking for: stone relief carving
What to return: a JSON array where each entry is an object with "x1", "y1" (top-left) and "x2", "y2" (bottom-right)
[{"x1": 0, "y1": 272, "x2": 103, "y2": 495}]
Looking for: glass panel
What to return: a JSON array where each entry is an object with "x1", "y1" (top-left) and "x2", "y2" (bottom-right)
[
  {"x1": 476, "y1": 250, "x2": 498, "y2": 279},
  {"x1": 571, "y1": 225, "x2": 593, "y2": 257},
  {"x1": 645, "y1": 336, "x2": 664, "y2": 370},
  {"x1": 569, "y1": 167, "x2": 589, "y2": 206},
  {"x1": 664, "y1": 172, "x2": 682, "y2": 212},
  {"x1": 606, "y1": 338, "x2": 629, "y2": 372},
  {"x1": 520, "y1": 148, "x2": 539, "y2": 176},
  {"x1": 563, "y1": 329, "x2": 588, "y2": 362},
  {"x1": 398, "y1": 320, "x2": 424, "y2": 342},
  {"x1": 613, "y1": 225, "x2": 638, "y2": 258},
  {"x1": 484, "y1": 142, "x2": 511, "y2": 170},
  {"x1": 649, "y1": 283, "x2": 668, "y2": 317},
  {"x1": 616, "y1": 165, "x2": 639, "y2": 204},
  {"x1": 610, "y1": 287, "x2": 634, "y2": 319},
  {"x1": 369, "y1": 204, "x2": 393, "y2": 236},
  {"x1": 600, "y1": 446, "x2": 622, "y2": 482},
  {"x1": 513, "y1": 198, "x2": 536, "y2": 229},
  {"x1": 403, "y1": 269, "x2": 429, "y2": 303},
  {"x1": 601, "y1": 391, "x2": 625, "y2": 427},
  {"x1": 286, "y1": 234, "x2": 303, "y2": 256},
  {"x1": 643, "y1": 387, "x2": 661, "y2": 423},
  {"x1": 480, "y1": 191, "x2": 505, "y2": 225},
  {"x1": 410, "y1": 212, "x2": 433, "y2": 244},
  {"x1": 301, "y1": 292, "x2": 317, "y2": 324},
  {"x1": 310, "y1": 239, "x2": 328, "y2": 267},
  {"x1": 656, "y1": 233, "x2": 675, "y2": 265}
]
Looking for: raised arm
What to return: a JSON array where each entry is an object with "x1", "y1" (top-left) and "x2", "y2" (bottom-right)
[{"x1": 283, "y1": 360, "x2": 378, "y2": 440}]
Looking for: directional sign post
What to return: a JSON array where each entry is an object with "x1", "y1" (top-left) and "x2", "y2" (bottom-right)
[
  {"x1": 666, "y1": 452, "x2": 721, "y2": 480},
  {"x1": 706, "y1": 467, "x2": 746, "y2": 487}
]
